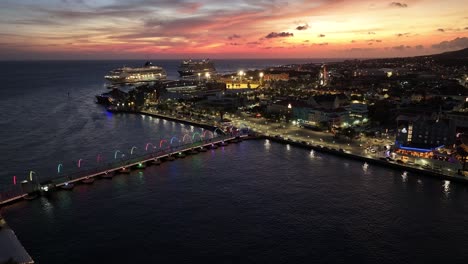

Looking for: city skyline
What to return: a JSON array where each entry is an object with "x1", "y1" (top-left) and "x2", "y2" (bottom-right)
[{"x1": 0, "y1": 0, "x2": 467, "y2": 60}]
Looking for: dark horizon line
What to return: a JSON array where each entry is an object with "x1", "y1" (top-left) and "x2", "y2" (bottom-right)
[{"x1": 0, "y1": 56, "x2": 413, "y2": 62}]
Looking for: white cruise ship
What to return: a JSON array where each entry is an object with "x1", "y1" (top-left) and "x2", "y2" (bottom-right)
[{"x1": 104, "y1": 61, "x2": 167, "y2": 84}]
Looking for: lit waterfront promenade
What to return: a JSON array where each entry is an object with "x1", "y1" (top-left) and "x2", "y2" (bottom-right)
[{"x1": 139, "y1": 109, "x2": 468, "y2": 183}]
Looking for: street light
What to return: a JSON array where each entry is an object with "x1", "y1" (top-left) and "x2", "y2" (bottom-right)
[{"x1": 239, "y1": 70, "x2": 244, "y2": 83}]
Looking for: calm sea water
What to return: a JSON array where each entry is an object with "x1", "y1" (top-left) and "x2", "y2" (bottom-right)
[{"x1": 1, "y1": 61, "x2": 468, "y2": 263}]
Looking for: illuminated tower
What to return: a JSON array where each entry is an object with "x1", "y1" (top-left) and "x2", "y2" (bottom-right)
[{"x1": 319, "y1": 64, "x2": 328, "y2": 86}]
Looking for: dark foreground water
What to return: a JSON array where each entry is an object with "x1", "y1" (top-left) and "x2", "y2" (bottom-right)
[
  {"x1": 1, "y1": 61, "x2": 468, "y2": 263},
  {"x1": 3, "y1": 140, "x2": 468, "y2": 263}
]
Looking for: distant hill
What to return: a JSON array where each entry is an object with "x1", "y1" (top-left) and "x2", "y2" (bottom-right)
[
  {"x1": 428, "y1": 47, "x2": 468, "y2": 59},
  {"x1": 421, "y1": 47, "x2": 468, "y2": 65}
]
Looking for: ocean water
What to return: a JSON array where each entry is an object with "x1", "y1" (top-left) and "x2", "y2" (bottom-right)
[{"x1": 0, "y1": 61, "x2": 468, "y2": 263}]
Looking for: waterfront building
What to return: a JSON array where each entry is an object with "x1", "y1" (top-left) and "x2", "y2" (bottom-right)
[{"x1": 396, "y1": 114, "x2": 456, "y2": 149}]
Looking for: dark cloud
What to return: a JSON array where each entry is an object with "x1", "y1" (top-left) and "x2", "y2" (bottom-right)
[
  {"x1": 296, "y1": 24, "x2": 309, "y2": 30},
  {"x1": 303, "y1": 40, "x2": 309, "y2": 42},
  {"x1": 228, "y1": 34, "x2": 241, "y2": 40},
  {"x1": 437, "y1": 28, "x2": 445, "y2": 32},
  {"x1": 247, "y1": 41, "x2": 260, "y2": 45},
  {"x1": 390, "y1": 2, "x2": 408, "y2": 8},
  {"x1": 396, "y1": 32, "x2": 410, "y2": 37},
  {"x1": 318, "y1": 34, "x2": 326, "y2": 38},
  {"x1": 368, "y1": 31, "x2": 376, "y2": 35},
  {"x1": 465, "y1": 27, "x2": 468, "y2": 30},
  {"x1": 345, "y1": 48, "x2": 376, "y2": 52},
  {"x1": 432, "y1": 37, "x2": 468, "y2": 49},
  {"x1": 351, "y1": 40, "x2": 356, "y2": 43},
  {"x1": 367, "y1": 39, "x2": 382, "y2": 43},
  {"x1": 265, "y1": 32, "x2": 293, "y2": 38},
  {"x1": 414, "y1": 45, "x2": 424, "y2": 50},
  {"x1": 392, "y1": 45, "x2": 411, "y2": 50},
  {"x1": 229, "y1": 42, "x2": 240, "y2": 46}
]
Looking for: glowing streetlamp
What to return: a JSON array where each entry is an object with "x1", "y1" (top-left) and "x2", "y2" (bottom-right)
[
  {"x1": 205, "y1": 72, "x2": 210, "y2": 80},
  {"x1": 238, "y1": 70, "x2": 244, "y2": 83},
  {"x1": 198, "y1": 72, "x2": 201, "y2": 82},
  {"x1": 259, "y1": 72, "x2": 264, "y2": 85}
]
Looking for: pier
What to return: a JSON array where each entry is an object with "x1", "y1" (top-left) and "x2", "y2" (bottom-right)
[{"x1": 0, "y1": 134, "x2": 246, "y2": 207}]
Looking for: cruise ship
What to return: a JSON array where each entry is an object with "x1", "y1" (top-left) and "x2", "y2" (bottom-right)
[
  {"x1": 178, "y1": 59, "x2": 217, "y2": 78},
  {"x1": 105, "y1": 62, "x2": 167, "y2": 84}
]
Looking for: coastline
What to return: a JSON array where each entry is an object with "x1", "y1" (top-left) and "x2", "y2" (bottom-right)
[{"x1": 132, "y1": 109, "x2": 468, "y2": 184}]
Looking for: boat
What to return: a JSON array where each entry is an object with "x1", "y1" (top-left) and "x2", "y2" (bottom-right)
[
  {"x1": 82, "y1": 177, "x2": 95, "y2": 184},
  {"x1": 209, "y1": 144, "x2": 218, "y2": 149},
  {"x1": 187, "y1": 149, "x2": 198, "y2": 155},
  {"x1": 61, "y1": 182, "x2": 74, "y2": 190},
  {"x1": 219, "y1": 141, "x2": 228, "y2": 146},
  {"x1": 178, "y1": 59, "x2": 217, "y2": 78},
  {"x1": 119, "y1": 167, "x2": 131, "y2": 174},
  {"x1": 133, "y1": 162, "x2": 146, "y2": 169},
  {"x1": 199, "y1": 147, "x2": 207, "y2": 152},
  {"x1": 152, "y1": 158, "x2": 161, "y2": 165},
  {"x1": 105, "y1": 61, "x2": 167, "y2": 84},
  {"x1": 101, "y1": 171, "x2": 114, "y2": 179},
  {"x1": 24, "y1": 193, "x2": 38, "y2": 200}
]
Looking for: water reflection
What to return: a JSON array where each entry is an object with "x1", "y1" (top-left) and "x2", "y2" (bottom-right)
[
  {"x1": 443, "y1": 180, "x2": 451, "y2": 196},
  {"x1": 264, "y1": 139, "x2": 270, "y2": 150},
  {"x1": 401, "y1": 171, "x2": 408, "y2": 183},
  {"x1": 286, "y1": 144, "x2": 290, "y2": 151}
]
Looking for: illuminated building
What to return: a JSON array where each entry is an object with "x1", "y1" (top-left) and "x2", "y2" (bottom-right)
[
  {"x1": 319, "y1": 64, "x2": 328, "y2": 86},
  {"x1": 396, "y1": 114, "x2": 456, "y2": 149}
]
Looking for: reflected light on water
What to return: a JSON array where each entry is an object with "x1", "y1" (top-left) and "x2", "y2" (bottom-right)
[
  {"x1": 286, "y1": 144, "x2": 290, "y2": 151},
  {"x1": 310, "y1": 150, "x2": 315, "y2": 158},
  {"x1": 443, "y1": 180, "x2": 450, "y2": 195},
  {"x1": 401, "y1": 171, "x2": 408, "y2": 182},
  {"x1": 40, "y1": 197, "x2": 55, "y2": 219},
  {"x1": 264, "y1": 139, "x2": 270, "y2": 149}
]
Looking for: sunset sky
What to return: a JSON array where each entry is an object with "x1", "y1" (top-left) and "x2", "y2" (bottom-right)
[{"x1": 0, "y1": 0, "x2": 467, "y2": 59}]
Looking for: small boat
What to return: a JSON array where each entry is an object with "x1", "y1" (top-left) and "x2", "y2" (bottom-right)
[
  {"x1": 24, "y1": 193, "x2": 39, "y2": 200},
  {"x1": 152, "y1": 158, "x2": 161, "y2": 165},
  {"x1": 188, "y1": 149, "x2": 198, "y2": 155},
  {"x1": 209, "y1": 144, "x2": 218, "y2": 149},
  {"x1": 119, "y1": 167, "x2": 131, "y2": 174},
  {"x1": 61, "y1": 182, "x2": 74, "y2": 190},
  {"x1": 101, "y1": 171, "x2": 114, "y2": 179},
  {"x1": 219, "y1": 141, "x2": 228, "y2": 146},
  {"x1": 82, "y1": 177, "x2": 95, "y2": 184},
  {"x1": 133, "y1": 162, "x2": 146, "y2": 169},
  {"x1": 199, "y1": 147, "x2": 207, "y2": 152}
]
